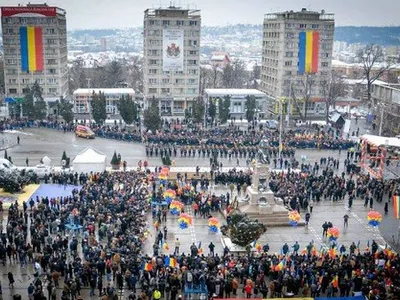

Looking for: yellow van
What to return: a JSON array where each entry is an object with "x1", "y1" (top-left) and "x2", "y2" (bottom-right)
[{"x1": 75, "y1": 125, "x2": 95, "y2": 139}]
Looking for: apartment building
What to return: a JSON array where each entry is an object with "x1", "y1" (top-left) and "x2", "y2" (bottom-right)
[
  {"x1": 143, "y1": 6, "x2": 201, "y2": 116},
  {"x1": 260, "y1": 8, "x2": 335, "y2": 116},
  {"x1": 1, "y1": 4, "x2": 68, "y2": 105}
]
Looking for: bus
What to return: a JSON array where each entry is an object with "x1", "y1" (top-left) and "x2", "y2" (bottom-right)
[{"x1": 75, "y1": 125, "x2": 95, "y2": 139}]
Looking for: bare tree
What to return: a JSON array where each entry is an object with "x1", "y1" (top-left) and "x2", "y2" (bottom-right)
[
  {"x1": 321, "y1": 71, "x2": 347, "y2": 122},
  {"x1": 126, "y1": 56, "x2": 144, "y2": 93},
  {"x1": 357, "y1": 44, "x2": 393, "y2": 104},
  {"x1": 221, "y1": 59, "x2": 247, "y2": 88},
  {"x1": 291, "y1": 74, "x2": 315, "y2": 122}
]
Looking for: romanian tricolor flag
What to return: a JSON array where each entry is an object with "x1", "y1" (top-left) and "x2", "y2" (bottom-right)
[
  {"x1": 298, "y1": 31, "x2": 320, "y2": 74},
  {"x1": 19, "y1": 26, "x2": 44, "y2": 72},
  {"x1": 331, "y1": 275, "x2": 339, "y2": 288},
  {"x1": 144, "y1": 262, "x2": 153, "y2": 271},
  {"x1": 393, "y1": 196, "x2": 400, "y2": 219},
  {"x1": 170, "y1": 257, "x2": 178, "y2": 268},
  {"x1": 274, "y1": 258, "x2": 286, "y2": 272}
]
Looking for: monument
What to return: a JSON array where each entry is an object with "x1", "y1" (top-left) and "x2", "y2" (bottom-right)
[{"x1": 238, "y1": 162, "x2": 304, "y2": 226}]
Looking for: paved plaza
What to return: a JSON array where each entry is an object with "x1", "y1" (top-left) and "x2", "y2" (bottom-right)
[{"x1": 0, "y1": 118, "x2": 399, "y2": 299}]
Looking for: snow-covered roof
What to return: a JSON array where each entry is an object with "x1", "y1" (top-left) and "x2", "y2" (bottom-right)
[
  {"x1": 344, "y1": 79, "x2": 387, "y2": 86},
  {"x1": 73, "y1": 88, "x2": 135, "y2": 95},
  {"x1": 361, "y1": 134, "x2": 400, "y2": 148},
  {"x1": 204, "y1": 89, "x2": 266, "y2": 97},
  {"x1": 73, "y1": 147, "x2": 106, "y2": 164}
]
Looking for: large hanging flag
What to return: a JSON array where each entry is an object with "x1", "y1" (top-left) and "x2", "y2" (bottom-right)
[
  {"x1": 19, "y1": 26, "x2": 44, "y2": 72},
  {"x1": 393, "y1": 195, "x2": 400, "y2": 219},
  {"x1": 298, "y1": 31, "x2": 320, "y2": 74}
]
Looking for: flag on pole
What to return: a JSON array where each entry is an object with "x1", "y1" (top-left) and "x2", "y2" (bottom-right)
[{"x1": 393, "y1": 196, "x2": 400, "y2": 219}]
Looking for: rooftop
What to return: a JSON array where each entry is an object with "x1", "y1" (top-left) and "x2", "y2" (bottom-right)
[
  {"x1": 204, "y1": 89, "x2": 267, "y2": 97},
  {"x1": 264, "y1": 8, "x2": 334, "y2": 21},
  {"x1": 73, "y1": 88, "x2": 135, "y2": 95}
]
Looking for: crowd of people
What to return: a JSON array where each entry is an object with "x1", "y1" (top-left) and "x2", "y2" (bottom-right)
[
  {"x1": 0, "y1": 164, "x2": 399, "y2": 300},
  {"x1": 0, "y1": 118, "x2": 356, "y2": 151}
]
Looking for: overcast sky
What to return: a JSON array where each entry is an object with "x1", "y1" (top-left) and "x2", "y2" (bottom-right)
[{"x1": 1, "y1": 0, "x2": 398, "y2": 29}]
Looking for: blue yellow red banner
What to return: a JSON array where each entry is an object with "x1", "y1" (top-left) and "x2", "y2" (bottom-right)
[
  {"x1": 298, "y1": 31, "x2": 319, "y2": 74},
  {"x1": 19, "y1": 26, "x2": 44, "y2": 72}
]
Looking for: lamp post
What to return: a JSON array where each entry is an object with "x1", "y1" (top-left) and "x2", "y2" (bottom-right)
[
  {"x1": 278, "y1": 98, "x2": 284, "y2": 161},
  {"x1": 378, "y1": 104, "x2": 385, "y2": 136}
]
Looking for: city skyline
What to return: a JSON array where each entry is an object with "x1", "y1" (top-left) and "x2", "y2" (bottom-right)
[{"x1": 0, "y1": 0, "x2": 398, "y2": 30}]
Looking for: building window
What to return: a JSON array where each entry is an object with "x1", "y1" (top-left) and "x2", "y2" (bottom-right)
[
  {"x1": 162, "y1": 20, "x2": 170, "y2": 26},
  {"x1": 148, "y1": 78, "x2": 157, "y2": 84},
  {"x1": 321, "y1": 62, "x2": 329, "y2": 67},
  {"x1": 187, "y1": 88, "x2": 197, "y2": 94},
  {"x1": 149, "y1": 69, "x2": 157, "y2": 74},
  {"x1": 175, "y1": 79, "x2": 184, "y2": 84},
  {"x1": 187, "y1": 79, "x2": 196, "y2": 85},
  {"x1": 323, "y1": 53, "x2": 329, "y2": 58},
  {"x1": 149, "y1": 59, "x2": 157, "y2": 65},
  {"x1": 188, "y1": 60, "x2": 197, "y2": 66},
  {"x1": 48, "y1": 78, "x2": 58, "y2": 84},
  {"x1": 49, "y1": 88, "x2": 58, "y2": 94},
  {"x1": 49, "y1": 69, "x2": 57, "y2": 74},
  {"x1": 9, "y1": 88, "x2": 17, "y2": 94},
  {"x1": 189, "y1": 21, "x2": 197, "y2": 26},
  {"x1": 46, "y1": 28, "x2": 56, "y2": 34},
  {"x1": 300, "y1": 24, "x2": 307, "y2": 29},
  {"x1": 284, "y1": 61, "x2": 292, "y2": 66},
  {"x1": 311, "y1": 24, "x2": 319, "y2": 29},
  {"x1": 7, "y1": 59, "x2": 17, "y2": 65},
  {"x1": 148, "y1": 88, "x2": 157, "y2": 94},
  {"x1": 47, "y1": 39, "x2": 56, "y2": 45},
  {"x1": 47, "y1": 59, "x2": 56, "y2": 65},
  {"x1": 8, "y1": 79, "x2": 17, "y2": 84},
  {"x1": 176, "y1": 20, "x2": 184, "y2": 25},
  {"x1": 161, "y1": 88, "x2": 170, "y2": 94},
  {"x1": 188, "y1": 69, "x2": 197, "y2": 75},
  {"x1": 21, "y1": 78, "x2": 30, "y2": 84},
  {"x1": 189, "y1": 50, "x2": 197, "y2": 55},
  {"x1": 162, "y1": 78, "x2": 170, "y2": 84},
  {"x1": 285, "y1": 51, "x2": 293, "y2": 57}
]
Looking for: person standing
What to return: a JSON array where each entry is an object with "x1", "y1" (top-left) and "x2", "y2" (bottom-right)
[
  {"x1": 17, "y1": 135, "x2": 20, "y2": 145},
  {"x1": 343, "y1": 214, "x2": 349, "y2": 228},
  {"x1": 26, "y1": 157, "x2": 29, "y2": 166},
  {"x1": 8, "y1": 271, "x2": 14, "y2": 288},
  {"x1": 174, "y1": 238, "x2": 180, "y2": 255}
]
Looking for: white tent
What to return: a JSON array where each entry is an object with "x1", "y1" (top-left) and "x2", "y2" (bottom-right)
[{"x1": 72, "y1": 147, "x2": 107, "y2": 173}]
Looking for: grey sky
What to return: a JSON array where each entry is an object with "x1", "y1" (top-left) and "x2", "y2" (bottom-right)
[{"x1": 1, "y1": 0, "x2": 398, "y2": 29}]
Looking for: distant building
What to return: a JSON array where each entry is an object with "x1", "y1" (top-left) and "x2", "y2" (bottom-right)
[
  {"x1": 372, "y1": 82, "x2": 400, "y2": 135},
  {"x1": 1, "y1": 4, "x2": 68, "y2": 107},
  {"x1": 260, "y1": 8, "x2": 335, "y2": 117},
  {"x1": 210, "y1": 51, "x2": 231, "y2": 69},
  {"x1": 73, "y1": 88, "x2": 135, "y2": 115},
  {"x1": 143, "y1": 6, "x2": 201, "y2": 117},
  {"x1": 204, "y1": 89, "x2": 271, "y2": 119},
  {"x1": 100, "y1": 37, "x2": 107, "y2": 52}
]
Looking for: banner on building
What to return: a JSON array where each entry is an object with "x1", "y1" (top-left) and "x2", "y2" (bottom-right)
[
  {"x1": 163, "y1": 29, "x2": 184, "y2": 72},
  {"x1": 298, "y1": 31, "x2": 319, "y2": 74},
  {"x1": 19, "y1": 26, "x2": 44, "y2": 72},
  {"x1": 1, "y1": 7, "x2": 56, "y2": 17}
]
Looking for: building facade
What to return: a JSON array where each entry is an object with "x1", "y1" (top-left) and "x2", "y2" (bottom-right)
[
  {"x1": 73, "y1": 88, "x2": 135, "y2": 115},
  {"x1": 372, "y1": 82, "x2": 400, "y2": 136},
  {"x1": 204, "y1": 89, "x2": 271, "y2": 120},
  {"x1": 1, "y1": 4, "x2": 68, "y2": 105},
  {"x1": 143, "y1": 6, "x2": 201, "y2": 117},
  {"x1": 260, "y1": 8, "x2": 335, "y2": 116}
]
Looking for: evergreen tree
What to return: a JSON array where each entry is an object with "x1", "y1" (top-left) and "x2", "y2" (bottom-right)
[
  {"x1": 111, "y1": 151, "x2": 120, "y2": 169},
  {"x1": 220, "y1": 212, "x2": 267, "y2": 247},
  {"x1": 208, "y1": 99, "x2": 217, "y2": 126},
  {"x1": 245, "y1": 95, "x2": 257, "y2": 122},
  {"x1": 143, "y1": 97, "x2": 162, "y2": 132},
  {"x1": 218, "y1": 95, "x2": 231, "y2": 124},
  {"x1": 105, "y1": 60, "x2": 125, "y2": 88},
  {"x1": 58, "y1": 96, "x2": 74, "y2": 123},
  {"x1": 118, "y1": 94, "x2": 137, "y2": 125},
  {"x1": 191, "y1": 97, "x2": 205, "y2": 124},
  {"x1": 91, "y1": 91, "x2": 107, "y2": 124},
  {"x1": 22, "y1": 86, "x2": 35, "y2": 119}
]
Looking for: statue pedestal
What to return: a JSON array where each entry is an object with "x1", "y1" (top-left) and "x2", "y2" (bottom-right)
[{"x1": 237, "y1": 164, "x2": 304, "y2": 227}]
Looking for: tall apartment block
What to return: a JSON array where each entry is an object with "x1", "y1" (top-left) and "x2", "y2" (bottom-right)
[
  {"x1": 143, "y1": 6, "x2": 201, "y2": 116},
  {"x1": 260, "y1": 8, "x2": 335, "y2": 116},
  {"x1": 1, "y1": 4, "x2": 68, "y2": 104}
]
